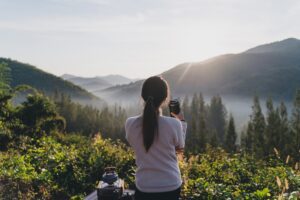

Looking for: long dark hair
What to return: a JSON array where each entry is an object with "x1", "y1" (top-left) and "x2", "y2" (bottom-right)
[{"x1": 141, "y1": 76, "x2": 169, "y2": 152}]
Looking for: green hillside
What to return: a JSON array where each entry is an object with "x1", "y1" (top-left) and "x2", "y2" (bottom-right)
[{"x1": 0, "y1": 58, "x2": 99, "y2": 101}]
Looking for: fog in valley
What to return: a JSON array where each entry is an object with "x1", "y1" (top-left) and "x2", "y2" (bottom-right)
[{"x1": 97, "y1": 92, "x2": 294, "y2": 142}]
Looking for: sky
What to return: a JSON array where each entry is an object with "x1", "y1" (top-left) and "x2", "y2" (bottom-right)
[{"x1": 0, "y1": 0, "x2": 300, "y2": 79}]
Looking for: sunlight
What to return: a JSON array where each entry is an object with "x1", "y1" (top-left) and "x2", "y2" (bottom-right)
[{"x1": 176, "y1": 62, "x2": 193, "y2": 85}]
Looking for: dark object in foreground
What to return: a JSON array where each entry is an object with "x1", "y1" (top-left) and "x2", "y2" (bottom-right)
[
  {"x1": 85, "y1": 189, "x2": 135, "y2": 200},
  {"x1": 169, "y1": 99, "x2": 181, "y2": 117},
  {"x1": 85, "y1": 167, "x2": 135, "y2": 200}
]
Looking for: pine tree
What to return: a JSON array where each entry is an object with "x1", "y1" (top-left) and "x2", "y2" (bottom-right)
[
  {"x1": 265, "y1": 98, "x2": 281, "y2": 155},
  {"x1": 278, "y1": 102, "x2": 290, "y2": 158},
  {"x1": 249, "y1": 95, "x2": 266, "y2": 158},
  {"x1": 182, "y1": 95, "x2": 190, "y2": 121},
  {"x1": 225, "y1": 114, "x2": 237, "y2": 153},
  {"x1": 16, "y1": 93, "x2": 63, "y2": 137},
  {"x1": 191, "y1": 93, "x2": 200, "y2": 119},
  {"x1": 188, "y1": 93, "x2": 200, "y2": 153},
  {"x1": 291, "y1": 90, "x2": 300, "y2": 161},
  {"x1": 209, "y1": 130, "x2": 218, "y2": 148},
  {"x1": 243, "y1": 122, "x2": 254, "y2": 152},
  {"x1": 208, "y1": 95, "x2": 227, "y2": 145},
  {"x1": 198, "y1": 93, "x2": 207, "y2": 152}
]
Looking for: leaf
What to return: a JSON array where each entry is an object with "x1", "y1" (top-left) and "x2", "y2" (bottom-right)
[
  {"x1": 286, "y1": 155, "x2": 290, "y2": 164},
  {"x1": 276, "y1": 176, "x2": 282, "y2": 188},
  {"x1": 285, "y1": 178, "x2": 289, "y2": 190}
]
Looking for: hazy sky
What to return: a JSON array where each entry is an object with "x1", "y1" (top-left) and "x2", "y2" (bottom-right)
[{"x1": 0, "y1": 0, "x2": 300, "y2": 79}]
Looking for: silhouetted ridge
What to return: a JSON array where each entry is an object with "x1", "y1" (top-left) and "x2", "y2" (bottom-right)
[{"x1": 245, "y1": 38, "x2": 300, "y2": 54}]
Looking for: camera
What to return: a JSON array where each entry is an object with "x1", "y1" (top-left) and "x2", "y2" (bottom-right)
[
  {"x1": 169, "y1": 99, "x2": 181, "y2": 117},
  {"x1": 97, "y1": 167, "x2": 135, "y2": 200}
]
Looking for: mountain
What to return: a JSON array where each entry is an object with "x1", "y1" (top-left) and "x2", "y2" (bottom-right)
[
  {"x1": 0, "y1": 58, "x2": 105, "y2": 107},
  {"x1": 99, "y1": 38, "x2": 300, "y2": 103},
  {"x1": 61, "y1": 74, "x2": 77, "y2": 80},
  {"x1": 62, "y1": 74, "x2": 112, "y2": 91},
  {"x1": 245, "y1": 38, "x2": 300, "y2": 54},
  {"x1": 98, "y1": 74, "x2": 138, "y2": 85},
  {"x1": 61, "y1": 74, "x2": 139, "y2": 94}
]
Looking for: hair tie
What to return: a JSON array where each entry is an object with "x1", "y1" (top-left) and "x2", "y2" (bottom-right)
[{"x1": 147, "y1": 96, "x2": 154, "y2": 102}]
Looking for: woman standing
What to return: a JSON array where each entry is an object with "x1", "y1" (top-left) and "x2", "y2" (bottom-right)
[{"x1": 125, "y1": 76, "x2": 187, "y2": 200}]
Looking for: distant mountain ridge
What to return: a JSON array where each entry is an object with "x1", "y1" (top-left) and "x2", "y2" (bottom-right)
[
  {"x1": 62, "y1": 74, "x2": 112, "y2": 91},
  {"x1": 99, "y1": 38, "x2": 300, "y2": 102},
  {"x1": 245, "y1": 38, "x2": 300, "y2": 54},
  {"x1": 98, "y1": 74, "x2": 139, "y2": 85},
  {"x1": 61, "y1": 74, "x2": 139, "y2": 93}
]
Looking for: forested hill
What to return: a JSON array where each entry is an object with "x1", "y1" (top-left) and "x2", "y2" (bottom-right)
[
  {"x1": 0, "y1": 58, "x2": 104, "y2": 105},
  {"x1": 99, "y1": 38, "x2": 300, "y2": 102}
]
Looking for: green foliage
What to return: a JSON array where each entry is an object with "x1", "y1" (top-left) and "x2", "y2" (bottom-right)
[
  {"x1": 1, "y1": 83, "x2": 300, "y2": 199},
  {"x1": 0, "y1": 134, "x2": 135, "y2": 199},
  {"x1": 183, "y1": 94, "x2": 228, "y2": 154},
  {"x1": 278, "y1": 102, "x2": 291, "y2": 159},
  {"x1": 242, "y1": 93, "x2": 300, "y2": 162},
  {"x1": 224, "y1": 114, "x2": 237, "y2": 153},
  {"x1": 208, "y1": 95, "x2": 227, "y2": 145},
  {"x1": 243, "y1": 96, "x2": 266, "y2": 157},
  {"x1": 2, "y1": 132, "x2": 300, "y2": 199},
  {"x1": 265, "y1": 98, "x2": 282, "y2": 156},
  {"x1": 0, "y1": 121, "x2": 12, "y2": 151},
  {"x1": 0, "y1": 62, "x2": 11, "y2": 92},
  {"x1": 54, "y1": 93, "x2": 127, "y2": 140},
  {"x1": 13, "y1": 93, "x2": 65, "y2": 137},
  {"x1": 291, "y1": 90, "x2": 300, "y2": 161},
  {"x1": 18, "y1": 94, "x2": 57, "y2": 126},
  {"x1": 181, "y1": 148, "x2": 300, "y2": 200},
  {"x1": 186, "y1": 93, "x2": 208, "y2": 153}
]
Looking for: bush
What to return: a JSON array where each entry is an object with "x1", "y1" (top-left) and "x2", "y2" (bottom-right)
[
  {"x1": 0, "y1": 134, "x2": 135, "y2": 199},
  {"x1": 180, "y1": 148, "x2": 300, "y2": 200}
]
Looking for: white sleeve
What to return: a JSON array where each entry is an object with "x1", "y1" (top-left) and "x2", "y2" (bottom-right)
[{"x1": 175, "y1": 120, "x2": 187, "y2": 149}]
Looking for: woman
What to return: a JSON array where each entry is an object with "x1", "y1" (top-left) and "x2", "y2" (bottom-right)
[{"x1": 125, "y1": 76, "x2": 187, "y2": 200}]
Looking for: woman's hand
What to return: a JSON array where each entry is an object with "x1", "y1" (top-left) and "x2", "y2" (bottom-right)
[{"x1": 171, "y1": 112, "x2": 185, "y2": 121}]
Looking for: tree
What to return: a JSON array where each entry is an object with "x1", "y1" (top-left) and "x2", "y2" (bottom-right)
[
  {"x1": 186, "y1": 93, "x2": 200, "y2": 153},
  {"x1": 209, "y1": 130, "x2": 218, "y2": 148},
  {"x1": 54, "y1": 92, "x2": 128, "y2": 139},
  {"x1": 0, "y1": 63, "x2": 13, "y2": 150},
  {"x1": 278, "y1": 102, "x2": 290, "y2": 158},
  {"x1": 182, "y1": 95, "x2": 190, "y2": 121},
  {"x1": 291, "y1": 90, "x2": 300, "y2": 161},
  {"x1": 208, "y1": 95, "x2": 227, "y2": 145},
  {"x1": 198, "y1": 93, "x2": 208, "y2": 152},
  {"x1": 224, "y1": 114, "x2": 237, "y2": 153},
  {"x1": 15, "y1": 93, "x2": 64, "y2": 137},
  {"x1": 0, "y1": 62, "x2": 11, "y2": 92},
  {"x1": 242, "y1": 122, "x2": 253, "y2": 152},
  {"x1": 248, "y1": 95, "x2": 266, "y2": 158},
  {"x1": 264, "y1": 98, "x2": 281, "y2": 156}
]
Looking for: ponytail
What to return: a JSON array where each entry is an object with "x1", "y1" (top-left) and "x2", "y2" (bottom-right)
[
  {"x1": 142, "y1": 96, "x2": 158, "y2": 152},
  {"x1": 141, "y1": 76, "x2": 168, "y2": 152}
]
